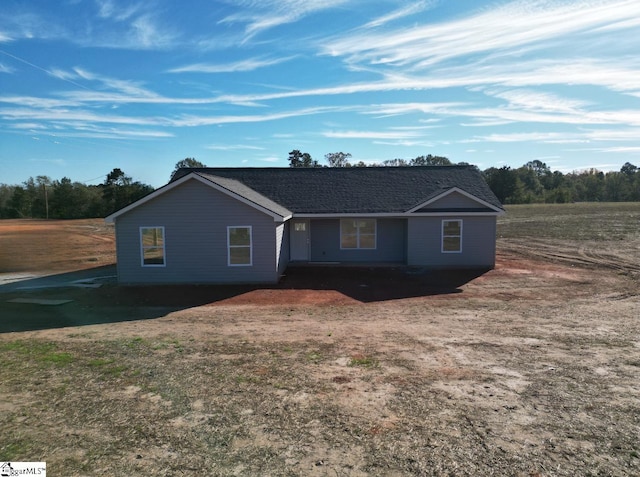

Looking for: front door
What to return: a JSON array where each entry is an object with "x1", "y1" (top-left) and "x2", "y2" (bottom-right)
[{"x1": 290, "y1": 220, "x2": 309, "y2": 261}]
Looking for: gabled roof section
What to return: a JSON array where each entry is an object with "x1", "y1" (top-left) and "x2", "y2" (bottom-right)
[
  {"x1": 171, "y1": 166, "x2": 503, "y2": 214},
  {"x1": 407, "y1": 187, "x2": 504, "y2": 214},
  {"x1": 105, "y1": 172, "x2": 292, "y2": 223},
  {"x1": 196, "y1": 173, "x2": 292, "y2": 219}
]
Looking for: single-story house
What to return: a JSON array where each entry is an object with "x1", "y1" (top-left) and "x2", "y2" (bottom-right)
[{"x1": 105, "y1": 166, "x2": 504, "y2": 284}]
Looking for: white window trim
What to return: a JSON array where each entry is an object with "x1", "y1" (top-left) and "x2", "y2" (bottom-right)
[
  {"x1": 441, "y1": 219, "x2": 463, "y2": 254},
  {"x1": 140, "y1": 226, "x2": 166, "y2": 267},
  {"x1": 340, "y1": 218, "x2": 377, "y2": 250},
  {"x1": 227, "y1": 226, "x2": 253, "y2": 267}
]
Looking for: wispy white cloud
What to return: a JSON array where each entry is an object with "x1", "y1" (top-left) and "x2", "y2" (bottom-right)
[
  {"x1": 322, "y1": 0, "x2": 640, "y2": 69},
  {"x1": 0, "y1": 102, "x2": 355, "y2": 132},
  {"x1": 219, "y1": 0, "x2": 350, "y2": 41},
  {"x1": 581, "y1": 147, "x2": 640, "y2": 153},
  {"x1": 0, "y1": 62, "x2": 15, "y2": 73},
  {"x1": 59, "y1": 55, "x2": 637, "y2": 108},
  {"x1": 464, "y1": 127, "x2": 640, "y2": 145},
  {"x1": 364, "y1": 102, "x2": 468, "y2": 117},
  {"x1": 0, "y1": 11, "x2": 64, "y2": 42},
  {"x1": 457, "y1": 105, "x2": 640, "y2": 128},
  {"x1": 557, "y1": 162, "x2": 621, "y2": 173},
  {"x1": 91, "y1": 0, "x2": 180, "y2": 50},
  {"x1": 128, "y1": 14, "x2": 173, "y2": 49},
  {"x1": 0, "y1": 95, "x2": 82, "y2": 108},
  {"x1": 373, "y1": 140, "x2": 435, "y2": 147},
  {"x1": 72, "y1": 67, "x2": 159, "y2": 97},
  {"x1": 0, "y1": 2, "x2": 177, "y2": 50},
  {"x1": 0, "y1": 106, "x2": 171, "y2": 126},
  {"x1": 96, "y1": 0, "x2": 142, "y2": 22},
  {"x1": 362, "y1": 0, "x2": 435, "y2": 29},
  {"x1": 172, "y1": 105, "x2": 355, "y2": 127},
  {"x1": 168, "y1": 56, "x2": 295, "y2": 74},
  {"x1": 206, "y1": 144, "x2": 265, "y2": 151},
  {"x1": 323, "y1": 129, "x2": 424, "y2": 139},
  {"x1": 483, "y1": 88, "x2": 592, "y2": 114},
  {"x1": 9, "y1": 122, "x2": 47, "y2": 130},
  {"x1": 45, "y1": 67, "x2": 161, "y2": 99},
  {"x1": 464, "y1": 132, "x2": 587, "y2": 144},
  {"x1": 52, "y1": 129, "x2": 173, "y2": 140}
]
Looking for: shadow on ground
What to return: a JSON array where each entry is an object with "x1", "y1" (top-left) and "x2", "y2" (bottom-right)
[{"x1": 0, "y1": 265, "x2": 488, "y2": 333}]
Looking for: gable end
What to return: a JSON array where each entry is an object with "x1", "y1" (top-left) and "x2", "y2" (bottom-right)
[
  {"x1": 105, "y1": 172, "x2": 292, "y2": 223},
  {"x1": 408, "y1": 187, "x2": 504, "y2": 214}
]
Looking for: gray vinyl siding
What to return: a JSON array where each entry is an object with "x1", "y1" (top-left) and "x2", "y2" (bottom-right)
[
  {"x1": 418, "y1": 191, "x2": 486, "y2": 210},
  {"x1": 407, "y1": 216, "x2": 496, "y2": 268},
  {"x1": 309, "y1": 218, "x2": 405, "y2": 263},
  {"x1": 114, "y1": 179, "x2": 279, "y2": 284}
]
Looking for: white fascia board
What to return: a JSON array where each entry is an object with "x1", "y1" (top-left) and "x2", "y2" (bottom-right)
[
  {"x1": 292, "y1": 213, "x2": 403, "y2": 219},
  {"x1": 292, "y1": 211, "x2": 503, "y2": 219},
  {"x1": 408, "y1": 211, "x2": 504, "y2": 217},
  {"x1": 407, "y1": 187, "x2": 504, "y2": 214},
  {"x1": 105, "y1": 173, "x2": 290, "y2": 223}
]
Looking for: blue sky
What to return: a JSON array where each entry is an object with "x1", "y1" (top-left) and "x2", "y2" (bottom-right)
[{"x1": 1, "y1": 0, "x2": 640, "y2": 188}]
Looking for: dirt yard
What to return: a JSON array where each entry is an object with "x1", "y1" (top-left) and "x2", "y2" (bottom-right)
[{"x1": 0, "y1": 206, "x2": 639, "y2": 476}]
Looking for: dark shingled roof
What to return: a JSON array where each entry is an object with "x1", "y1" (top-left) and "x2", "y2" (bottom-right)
[
  {"x1": 172, "y1": 166, "x2": 503, "y2": 214},
  {"x1": 196, "y1": 173, "x2": 293, "y2": 218}
]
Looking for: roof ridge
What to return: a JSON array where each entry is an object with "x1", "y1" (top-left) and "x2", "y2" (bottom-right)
[{"x1": 180, "y1": 164, "x2": 474, "y2": 171}]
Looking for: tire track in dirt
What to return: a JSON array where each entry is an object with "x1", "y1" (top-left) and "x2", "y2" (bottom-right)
[{"x1": 498, "y1": 238, "x2": 640, "y2": 278}]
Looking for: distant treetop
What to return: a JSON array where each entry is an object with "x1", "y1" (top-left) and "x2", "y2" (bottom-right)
[{"x1": 171, "y1": 158, "x2": 206, "y2": 179}]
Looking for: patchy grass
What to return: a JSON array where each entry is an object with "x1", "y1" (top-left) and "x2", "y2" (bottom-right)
[
  {"x1": 0, "y1": 440, "x2": 34, "y2": 461},
  {"x1": 348, "y1": 354, "x2": 379, "y2": 368},
  {"x1": 0, "y1": 340, "x2": 74, "y2": 367}
]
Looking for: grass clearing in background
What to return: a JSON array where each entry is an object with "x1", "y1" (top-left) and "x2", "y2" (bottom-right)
[{"x1": 498, "y1": 202, "x2": 640, "y2": 241}]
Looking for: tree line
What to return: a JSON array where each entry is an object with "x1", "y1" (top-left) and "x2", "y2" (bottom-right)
[
  {"x1": 291, "y1": 151, "x2": 640, "y2": 204},
  {"x1": 482, "y1": 161, "x2": 640, "y2": 203},
  {"x1": 1, "y1": 155, "x2": 638, "y2": 219},
  {"x1": 0, "y1": 168, "x2": 154, "y2": 219}
]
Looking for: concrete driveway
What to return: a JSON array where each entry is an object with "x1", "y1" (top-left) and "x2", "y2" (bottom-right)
[{"x1": 0, "y1": 265, "x2": 117, "y2": 293}]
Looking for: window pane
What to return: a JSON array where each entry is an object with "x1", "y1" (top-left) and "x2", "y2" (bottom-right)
[
  {"x1": 341, "y1": 234, "x2": 357, "y2": 249},
  {"x1": 443, "y1": 221, "x2": 461, "y2": 236},
  {"x1": 359, "y1": 234, "x2": 376, "y2": 249},
  {"x1": 142, "y1": 227, "x2": 163, "y2": 246},
  {"x1": 294, "y1": 222, "x2": 306, "y2": 232},
  {"x1": 359, "y1": 220, "x2": 375, "y2": 235},
  {"x1": 143, "y1": 247, "x2": 165, "y2": 265},
  {"x1": 229, "y1": 246, "x2": 251, "y2": 265},
  {"x1": 341, "y1": 220, "x2": 357, "y2": 234},
  {"x1": 443, "y1": 236, "x2": 461, "y2": 252},
  {"x1": 229, "y1": 227, "x2": 250, "y2": 246}
]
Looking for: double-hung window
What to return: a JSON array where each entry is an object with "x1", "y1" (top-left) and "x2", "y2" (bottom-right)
[
  {"x1": 140, "y1": 226, "x2": 165, "y2": 266},
  {"x1": 442, "y1": 220, "x2": 462, "y2": 253},
  {"x1": 228, "y1": 226, "x2": 252, "y2": 266},
  {"x1": 340, "y1": 219, "x2": 376, "y2": 249}
]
